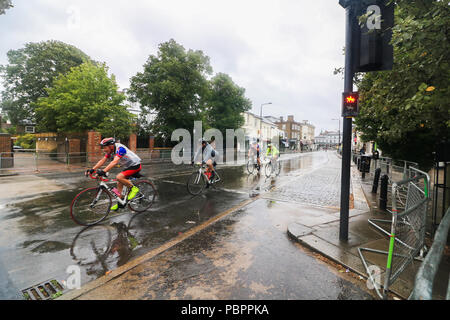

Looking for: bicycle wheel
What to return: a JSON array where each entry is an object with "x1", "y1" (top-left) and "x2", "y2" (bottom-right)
[
  {"x1": 275, "y1": 161, "x2": 281, "y2": 176},
  {"x1": 128, "y1": 180, "x2": 157, "y2": 212},
  {"x1": 265, "y1": 163, "x2": 272, "y2": 177},
  {"x1": 247, "y1": 160, "x2": 255, "y2": 174},
  {"x1": 70, "y1": 187, "x2": 112, "y2": 226},
  {"x1": 187, "y1": 171, "x2": 207, "y2": 195}
]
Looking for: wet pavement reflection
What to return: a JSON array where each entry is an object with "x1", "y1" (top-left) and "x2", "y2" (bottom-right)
[{"x1": 0, "y1": 152, "x2": 373, "y2": 299}]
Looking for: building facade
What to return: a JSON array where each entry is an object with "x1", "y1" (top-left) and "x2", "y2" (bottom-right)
[
  {"x1": 242, "y1": 112, "x2": 284, "y2": 151},
  {"x1": 314, "y1": 130, "x2": 342, "y2": 147}
]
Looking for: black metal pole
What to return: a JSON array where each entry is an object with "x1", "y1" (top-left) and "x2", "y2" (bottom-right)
[{"x1": 339, "y1": 5, "x2": 355, "y2": 241}]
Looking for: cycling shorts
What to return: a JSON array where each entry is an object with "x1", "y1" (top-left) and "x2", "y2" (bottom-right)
[{"x1": 121, "y1": 164, "x2": 142, "y2": 178}]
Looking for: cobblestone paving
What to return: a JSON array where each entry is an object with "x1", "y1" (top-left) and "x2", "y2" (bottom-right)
[{"x1": 267, "y1": 152, "x2": 345, "y2": 208}]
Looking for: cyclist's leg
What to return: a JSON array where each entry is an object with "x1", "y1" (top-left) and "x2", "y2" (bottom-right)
[
  {"x1": 206, "y1": 159, "x2": 214, "y2": 178},
  {"x1": 119, "y1": 164, "x2": 142, "y2": 200}
]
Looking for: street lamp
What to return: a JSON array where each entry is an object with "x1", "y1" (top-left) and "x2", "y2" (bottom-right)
[
  {"x1": 332, "y1": 118, "x2": 341, "y2": 148},
  {"x1": 260, "y1": 102, "x2": 272, "y2": 144}
]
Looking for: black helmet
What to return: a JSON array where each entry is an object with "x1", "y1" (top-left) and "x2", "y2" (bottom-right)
[{"x1": 100, "y1": 137, "x2": 115, "y2": 146}]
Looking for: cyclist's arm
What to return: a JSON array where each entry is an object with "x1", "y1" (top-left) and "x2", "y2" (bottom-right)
[
  {"x1": 103, "y1": 155, "x2": 120, "y2": 172},
  {"x1": 92, "y1": 157, "x2": 107, "y2": 171}
]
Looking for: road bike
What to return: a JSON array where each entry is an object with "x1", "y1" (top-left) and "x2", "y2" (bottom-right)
[
  {"x1": 70, "y1": 170, "x2": 157, "y2": 226},
  {"x1": 264, "y1": 158, "x2": 281, "y2": 177},
  {"x1": 187, "y1": 163, "x2": 221, "y2": 195},
  {"x1": 246, "y1": 156, "x2": 261, "y2": 174}
]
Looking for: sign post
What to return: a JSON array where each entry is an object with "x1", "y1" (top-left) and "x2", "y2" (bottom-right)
[{"x1": 338, "y1": 0, "x2": 394, "y2": 241}]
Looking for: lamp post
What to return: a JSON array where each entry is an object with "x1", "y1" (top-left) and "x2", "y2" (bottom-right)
[
  {"x1": 260, "y1": 102, "x2": 272, "y2": 145},
  {"x1": 332, "y1": 118, "x2": 341, "y2": 148}
]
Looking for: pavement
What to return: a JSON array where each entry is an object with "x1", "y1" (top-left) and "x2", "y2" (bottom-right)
[
  {"x1": 287, "y1": 154, "x2": 450, "y2": 300},
  {"x1": 3, "y1": 150, "x2": 447, "y2": 300}
]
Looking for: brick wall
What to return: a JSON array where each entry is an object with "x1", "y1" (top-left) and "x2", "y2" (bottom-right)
[
  {"x1": 0, "y1": 133, "x2": 12, "y2": 153},
  {"x1": 0, "y1": 133, "x2": 13, "y2": 168},
  {"x1": 87, "y1": 131, "x2": 102, "y2": 164},
  {"x1": 129, "y1": 133, "x2": 137, "y2": 152},
  {"x1": 69, "y1": 139, "x2": 81, "y2": 164}
]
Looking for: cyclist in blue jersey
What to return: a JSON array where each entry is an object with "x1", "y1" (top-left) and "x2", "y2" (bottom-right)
[{"x1": 86, "y1": 138, "x2": 142, "y2": 211}]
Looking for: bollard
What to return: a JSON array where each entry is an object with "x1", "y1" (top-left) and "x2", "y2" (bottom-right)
[
  {"x1": 362, "y1": 158, "x2": 366, "y2": 179},
  {"x1": 372, "y1": 168, "x2": 381, "y2": 193},
  {"x1": 379, "y1": 174, "x2": 389, "y2": 211}
]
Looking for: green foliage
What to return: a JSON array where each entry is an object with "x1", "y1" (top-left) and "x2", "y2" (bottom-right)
[
  {"x1": 206, "y1": 73, "x2": 252, "y2": 135},
  {"x1": 128, "y1": 39, "x2": 213, "y2": 144},
  {"x1": 35, "y1": 62, "x2": 135, "y2": 139},
  {"x1": 16, "y1": 133, "x2": 35, "y2": 149},
  {"x1": 6, "y1": 125, "x2": 16, "y2": 135},
  {"x1": 354, "y1": 0, "x2": 450, "y2": 170},
  {"x1": 0, "y1": 0, "x2": 13, "y2": 15},
  {"x1": 129, "y1": 39, "x2": 253, "y2": 145},
  {"x1": 0, "y1": 40, "x2": 91, "y2": 125}
]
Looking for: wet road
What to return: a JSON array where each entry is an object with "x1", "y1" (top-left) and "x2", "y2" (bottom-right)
[{"x1": 0, "y1": 151, "x2": 374, "y2": 299}]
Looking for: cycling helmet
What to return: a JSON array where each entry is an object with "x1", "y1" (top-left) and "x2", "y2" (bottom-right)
[
  {"x1": 100, "y1": 137, "x2": 116, "y2": 146},
  {"x1": 198, "y1": 138, "x2": 207, "y2": 144}
]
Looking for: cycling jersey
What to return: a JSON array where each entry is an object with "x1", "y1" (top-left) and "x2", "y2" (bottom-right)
[
  {"x1": 194, "y1": 143, "x2": 218, "y2": 163},
  {"x1": 105, "y1": 143, "x2": 141, "y2": 168},
  {"x1": 266, "y1": 146, "x2": 279, "y2": 157},
  {"x1": 249, "y1": 143, "x2": 260, "y2": 157}
]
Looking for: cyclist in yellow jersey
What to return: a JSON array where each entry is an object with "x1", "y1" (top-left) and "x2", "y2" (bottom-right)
[{"x1": 266, "y1": 143, "x2": 279, "y2": 160}]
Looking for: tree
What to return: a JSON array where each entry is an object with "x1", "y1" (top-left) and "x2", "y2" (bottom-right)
[
  {"x1": 206, "y1": 73, "x2": 252, "y2": 135},
  {"x1": 128, "y1": 39, "x2": 212, "y2": 145},
  {"x1": 35, "y1": 62, "x2": 135, "y2": 139},
  {"x1": 354, "y1": 0, "x2": 450, "y2": 170},
  {"x1": 0, "y1": 0, "x2": 13, "y2": 15},
  {"x1": 0, "y1": 40, "x2": 91, "y2": 125}
]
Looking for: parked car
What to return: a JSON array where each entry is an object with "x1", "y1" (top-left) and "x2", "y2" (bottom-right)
[{"x1": 13, "y1": 145, "x2": 24, "y2": 152}]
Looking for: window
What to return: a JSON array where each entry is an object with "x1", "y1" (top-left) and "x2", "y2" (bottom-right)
[{"x1": 25, "y1": 126, "x2": 35, "y2": 133}]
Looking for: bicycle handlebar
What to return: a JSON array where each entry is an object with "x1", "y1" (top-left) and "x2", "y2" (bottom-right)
[{"x1": 88, "y1": 170, "x2": 116, "y2": 182}]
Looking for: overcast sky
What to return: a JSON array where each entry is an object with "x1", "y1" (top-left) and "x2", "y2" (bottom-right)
[{"x1": 0, "y1": 0, "x2": 348, "y2": 135}]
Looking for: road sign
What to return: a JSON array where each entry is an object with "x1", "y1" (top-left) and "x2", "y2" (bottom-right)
[
  {"x1": 340, "y1": 0, "x2": 395, "y2": 72},
  {"x1": 355, "y1": 0, "x2": 394, "y2": 72}
]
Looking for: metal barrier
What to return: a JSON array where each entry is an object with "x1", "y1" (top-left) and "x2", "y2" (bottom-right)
[
  {"x1": 0, "y1": 149, "x2": 175, "y2": 174},
  {"x1": 358, "y1": 167, "x2": 431, "y2": 299},
  {"x1": 409, "y1": 207, "x2": 450, "y2": 300}
]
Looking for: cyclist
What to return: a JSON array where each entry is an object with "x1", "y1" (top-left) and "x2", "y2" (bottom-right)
[
  {"x1": 266, "y1": 143, "x2": 280, "y2": 164},
  {"x1": 248, "y1": 139, "x2": 261, "y2": 170},
  {"x1": 86, "y1": 137, "x2": 142, "y2": 211},
  {"x1": 192, "y1": 138, "x2": 219, "y2": 186}
]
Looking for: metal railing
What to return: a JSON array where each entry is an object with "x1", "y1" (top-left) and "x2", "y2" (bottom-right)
[
  {"x1": 0, "y1": 148, "x2": 176, "y2": 174},
  {"x1": 358, "y1": 167, "x2": 431, "y2": 299},
  {"x1": 409, "y1": 207, "x2": 450, "y2": 300}
]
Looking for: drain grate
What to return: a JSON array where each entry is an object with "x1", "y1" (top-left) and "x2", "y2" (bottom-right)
[{"x1": 22, "y1": 279, "x2": 66, "y2": 300}]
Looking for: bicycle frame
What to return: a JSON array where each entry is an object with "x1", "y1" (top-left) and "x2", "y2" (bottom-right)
[
  {"x1": 89, "y1": 172, "x2": 130, "y2": 206},
  {"x1": 193, "y1": 164, "x2": 221, "y2": 184}
]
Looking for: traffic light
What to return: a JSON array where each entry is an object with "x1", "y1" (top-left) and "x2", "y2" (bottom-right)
[{"x1": 342, "y1": 92, "x2": 359, "y2": 117}]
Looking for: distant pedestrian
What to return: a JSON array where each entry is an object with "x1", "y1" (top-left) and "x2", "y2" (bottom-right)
[{"x1": 359, "y1": 145, "x2": 366, "y2": 155}]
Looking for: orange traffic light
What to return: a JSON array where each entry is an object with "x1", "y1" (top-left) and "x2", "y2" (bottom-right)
[
  {"x1": 342, "y1": 92, "x2": 359, "y2": 117},
  {"x1": 346, "y1": 96, "x2": 356, "y2": 103}
]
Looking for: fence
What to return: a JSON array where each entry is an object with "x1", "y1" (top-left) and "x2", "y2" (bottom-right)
[
  {"x1": 358, "y1": 167, "x2": 431, "y2": 299},
  {"x1": 0, "y1": 148, "x2": 175, "y2": 174},
  {"x1": 409, "y1": 207, "x2": 450, "y2": 300}
]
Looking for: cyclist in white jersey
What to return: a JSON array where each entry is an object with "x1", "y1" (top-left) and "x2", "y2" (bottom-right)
[{"x1": 86, "y1": 137, "x2": 142, "y2": 211}]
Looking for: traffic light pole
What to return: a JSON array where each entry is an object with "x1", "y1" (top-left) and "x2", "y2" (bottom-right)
[{"x1": 339, "y1": 4, "x2": 355, "y2": 241}]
